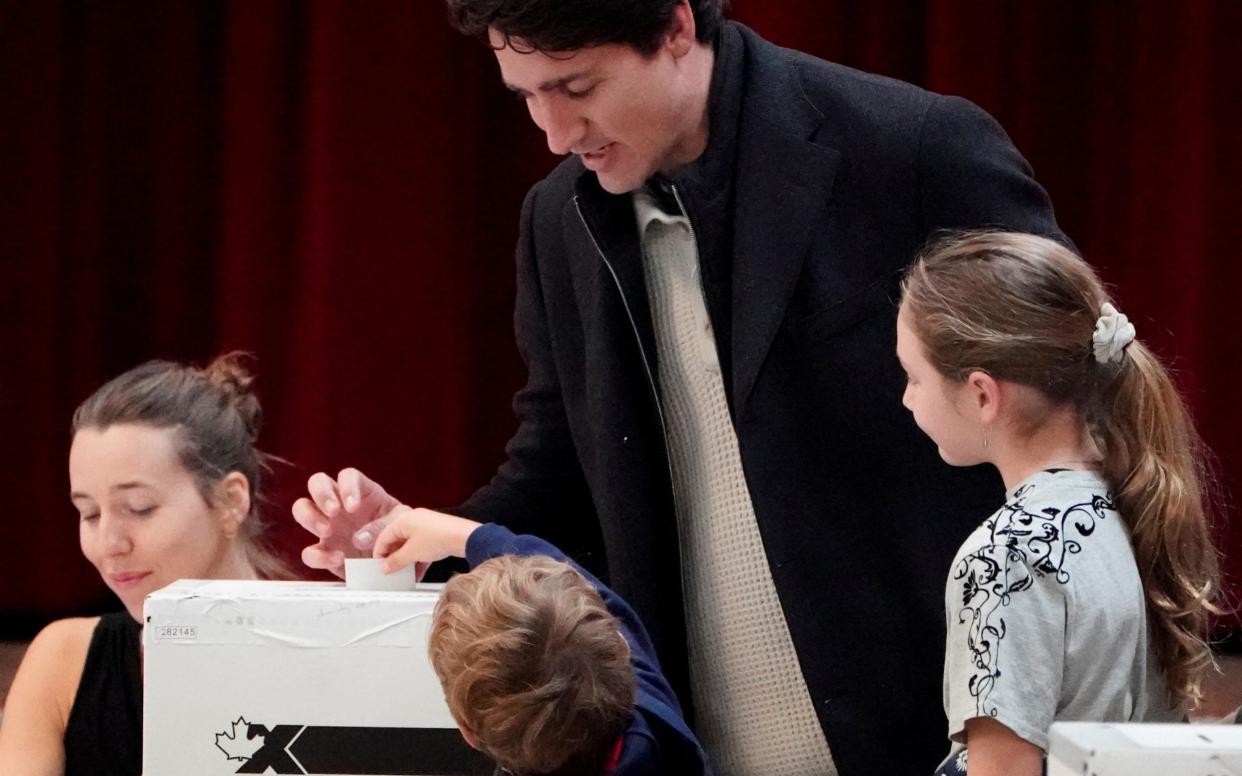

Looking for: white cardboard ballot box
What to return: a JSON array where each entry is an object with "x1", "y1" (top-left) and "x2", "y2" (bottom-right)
[
  {"x1": 1048, "y1": 721, "x2": 1242, "y2": 776},
  {"x1": 143, "y1": 579, "x2": 493, "y2": 776}
]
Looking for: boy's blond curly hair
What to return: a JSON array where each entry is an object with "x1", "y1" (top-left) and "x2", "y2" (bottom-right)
[{"x1": 429, "y1": 554, "x2": 635, "y2": 774}]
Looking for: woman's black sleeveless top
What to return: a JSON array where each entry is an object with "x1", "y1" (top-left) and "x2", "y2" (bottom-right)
[{"x1": 63, "y1": 612, "x2": 142, "y2": 776}]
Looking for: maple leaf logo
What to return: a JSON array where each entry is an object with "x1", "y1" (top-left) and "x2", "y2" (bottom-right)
[{"x1": 214, "y1": 716, "x2": 266, "y2": 762}]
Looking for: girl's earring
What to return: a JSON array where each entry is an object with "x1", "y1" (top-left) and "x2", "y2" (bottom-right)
[{"x1": 982, "y1": 429, "x2": 989, "y2": 449}]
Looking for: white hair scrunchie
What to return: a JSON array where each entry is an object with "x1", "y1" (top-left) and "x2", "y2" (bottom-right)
[{"x1": 1093, "y1": 302, "x2": 1136, "y2": 364}]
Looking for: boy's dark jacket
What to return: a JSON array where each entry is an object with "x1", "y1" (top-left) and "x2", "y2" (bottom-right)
[
  {"x1": 466, "y1": 523, "x2": 711, "y2": 775},
  {"x1": 457, "y1": 20, "x2": 1063, "y2": 776}
]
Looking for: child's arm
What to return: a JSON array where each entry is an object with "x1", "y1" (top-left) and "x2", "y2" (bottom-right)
[
  {"x1": 373, "y1": 509, "x2": 684, "y2": 715},
  {"x1": 373, "y1": 507, "x2": 635, "y2": 637},
  {"x1": 375, "y1": 508, "x2": 653, "y2": 651},
  {"x1": 944, "y1": 537, "x2": 1067, "y2": 756},
  {"x1": 961, "y1": 718, "x2": 1043, "y2": 776}
]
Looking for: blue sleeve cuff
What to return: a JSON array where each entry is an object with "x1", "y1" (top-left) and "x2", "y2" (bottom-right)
[{"x1": 463, "y1": 522, "x2": 519, "y2": 569}]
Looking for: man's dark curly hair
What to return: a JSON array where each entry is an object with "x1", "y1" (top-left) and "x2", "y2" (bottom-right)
[{"x1": 445, "y1": 0, "x2": 729, "y2": 56}]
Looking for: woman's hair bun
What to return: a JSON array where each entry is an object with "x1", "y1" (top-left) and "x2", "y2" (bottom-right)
[{"x1": 204, "y1": 351, "x2": 262, "y2": 439}]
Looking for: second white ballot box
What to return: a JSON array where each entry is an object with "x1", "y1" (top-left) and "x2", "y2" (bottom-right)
[
  {"x1": 1048, "y1": 721, "x2": 1242, "y2": 776},
  {"x1": 143, "y1": 579, "x2": 493, "y2": 776}
]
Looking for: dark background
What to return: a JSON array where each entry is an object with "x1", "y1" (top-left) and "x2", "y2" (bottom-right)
[{"x1": 2, "y1": 1, "x2": 1238, "y2": 639}]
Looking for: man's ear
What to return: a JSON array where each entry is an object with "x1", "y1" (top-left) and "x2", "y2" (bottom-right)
[
  {"x1": 665, "y1": 0, "x2": 698, "y2": 58},
  {"x1": 965, "y1": 370, "x2": 1002, "y2": 426},
  {"x1": 216, "y1": 472, "x2": 251, "y2": 538}
]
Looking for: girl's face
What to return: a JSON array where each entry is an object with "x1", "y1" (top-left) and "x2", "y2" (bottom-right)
[
  {"x1": 896, "y1": 305, "x2": 987, "y2": 467},
  {"x1": 70, "y1": 424, "x2": 239, "y2": 621}
]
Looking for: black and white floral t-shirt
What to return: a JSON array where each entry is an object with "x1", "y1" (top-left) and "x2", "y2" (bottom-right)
[{"x1": 940, "y1": 469, "x2": 1178, "y2": 762}]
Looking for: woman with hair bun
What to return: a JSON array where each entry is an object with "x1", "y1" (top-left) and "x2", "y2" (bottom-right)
[
  {"x1": 896, "y1": 232, "x2": 1221, "y2": 776},
  {"x1": 0, "y1": 353, "x2": 290, "y2": 776}
]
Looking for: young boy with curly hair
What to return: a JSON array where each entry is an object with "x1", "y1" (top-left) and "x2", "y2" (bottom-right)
[{"x1": 372, "y1": 508, "x2": 710, "y2": 775}]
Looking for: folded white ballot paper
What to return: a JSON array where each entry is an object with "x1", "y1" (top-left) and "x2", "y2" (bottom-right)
[
  {"x1": 143, "y1": 578, "x2": 491, "y2": 776},
  {"x1": 345, "y1": 557, "x2": 419, "y2": 592}
]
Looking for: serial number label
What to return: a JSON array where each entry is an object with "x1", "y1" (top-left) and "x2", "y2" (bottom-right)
[{"x1": 155, "y1": 625, "x2": 198, "y2": 640}]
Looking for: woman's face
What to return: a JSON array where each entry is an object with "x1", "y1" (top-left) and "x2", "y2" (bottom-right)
[{"x1": 70, "y1": 424, "x2": 238, "y2": 620}]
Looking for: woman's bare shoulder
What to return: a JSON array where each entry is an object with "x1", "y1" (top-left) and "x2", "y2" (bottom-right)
[
  {"x1": 25, "y1": 616, "x2": 99, "y2": 672},
  {"x1": 13, "y1": 616, "x2": 99, "y2": 704},
  {"x1": 0, "y1": 617, "x2": 99, "y2": 774}
]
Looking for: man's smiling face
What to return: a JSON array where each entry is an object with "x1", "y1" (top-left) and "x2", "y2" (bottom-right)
[{"x1": 492, "y1": 28, "x2": 702, "y2": 194}]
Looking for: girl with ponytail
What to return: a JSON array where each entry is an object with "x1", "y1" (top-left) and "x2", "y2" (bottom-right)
[
  {"x1": 895, "y1": 232, "x2": 1221, "y2": 776},
  {"x1": 0, "y1": 353, "x2": 291, "y2": 776}
]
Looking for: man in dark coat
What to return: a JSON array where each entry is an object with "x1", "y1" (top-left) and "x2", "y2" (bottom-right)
[{"x1": 294, "y1": 2, "x2": 1064, "y2": 774}]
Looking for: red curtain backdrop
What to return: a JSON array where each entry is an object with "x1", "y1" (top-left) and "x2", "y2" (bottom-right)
[{"x1": 2, "y1": 1, "x2": 1238, "y2": 635}]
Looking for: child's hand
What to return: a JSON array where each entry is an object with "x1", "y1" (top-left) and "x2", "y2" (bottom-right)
[{"x1": 371, "y1": 507, "x2": 481, "y2": 578}]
